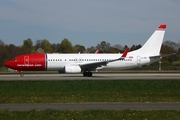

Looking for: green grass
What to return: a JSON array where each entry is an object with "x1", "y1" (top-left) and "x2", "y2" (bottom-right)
[
  {"x1": 0, "y1": 110, "x2": 179, "y2": 120},
  {"x1": 0, "y1": 80, "x2": 180, "y2": 103}
]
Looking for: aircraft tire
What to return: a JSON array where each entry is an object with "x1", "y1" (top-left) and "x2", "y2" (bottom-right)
[
  {"x1": 83, "y1": 72, "x2": 92, "y2": 77},
  {"x1": 83, "y1": 72, "x2": 88, "y2": 77},
  {"x1": 20, "y1": 73, "x2": 24, "y2": 77},
  {"x1": 88, "y1": 72, "x2": 92, "y2": 77}
]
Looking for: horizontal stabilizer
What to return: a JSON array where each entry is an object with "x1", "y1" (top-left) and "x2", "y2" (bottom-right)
[{"x1": 150, "y1": 53, "x2": 176, "y2": 58}]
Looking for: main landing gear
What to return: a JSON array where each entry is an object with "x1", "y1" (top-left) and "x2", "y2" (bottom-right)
[{"x1": 83, "y1": 71, "x2": 93, "y2": 77}]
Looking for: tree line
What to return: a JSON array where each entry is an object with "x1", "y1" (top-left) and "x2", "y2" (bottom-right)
[{"x1": 0, "y1": 38, "x2": 180, "y2": 68}]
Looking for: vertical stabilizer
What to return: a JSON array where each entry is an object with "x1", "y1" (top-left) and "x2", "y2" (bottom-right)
[{"x1": 133, "y1": 24, "x2": 166, "y2": 55}]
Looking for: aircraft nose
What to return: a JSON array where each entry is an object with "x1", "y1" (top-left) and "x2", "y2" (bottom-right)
[{"x1": 5, "y1": 61, "x2": 12, "y2": 68}]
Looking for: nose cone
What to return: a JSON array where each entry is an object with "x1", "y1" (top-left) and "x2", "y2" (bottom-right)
[{"x1": 5, "y1": 61, "x2": 13, "y2": 68}]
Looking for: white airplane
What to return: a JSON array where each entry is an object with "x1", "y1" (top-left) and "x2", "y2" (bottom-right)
[{"x1": 5, "y1": 24, "x2": 167, "y2": 77}]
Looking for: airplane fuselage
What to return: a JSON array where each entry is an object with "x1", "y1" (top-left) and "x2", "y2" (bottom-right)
[{"x1": 5, "y1": 53, "x2": 160, "y2": 72}]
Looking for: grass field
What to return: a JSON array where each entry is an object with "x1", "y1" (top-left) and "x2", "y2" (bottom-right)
[
  {"x1": 0, "y1": 80, "x2": 179, "y2": 103},
  {"x1": 0, "y1": 110, "x2": 179, "y2": 120}
]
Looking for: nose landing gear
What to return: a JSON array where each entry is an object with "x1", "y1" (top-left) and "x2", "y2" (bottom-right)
[
  {"x1": 20, "y1": 72, "x2": 24, "y2": 77},
  {"x1": 15, "y1": 70, "x2": 24, "y2": 77}
]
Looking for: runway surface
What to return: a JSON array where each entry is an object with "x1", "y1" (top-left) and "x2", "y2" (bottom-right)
[
  {"x1": 0, "y1": 103, "x2": 179, "y2": 111},
  {"x1": 0, "y1": 73, "x2": 180, "y2": 80}
]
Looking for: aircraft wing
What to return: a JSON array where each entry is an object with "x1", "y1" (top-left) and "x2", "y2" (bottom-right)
[{"x1": 79, "y1": 48, "x2": 130, "y2": 71}]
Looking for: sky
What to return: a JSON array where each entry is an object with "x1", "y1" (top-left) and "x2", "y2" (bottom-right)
[{"x1": 0, "y1": 0, "x2": 180, "y2": 48}]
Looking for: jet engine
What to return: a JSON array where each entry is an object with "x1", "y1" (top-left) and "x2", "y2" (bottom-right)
[{"x1": 64, "y1": 65, "x2": 81, "y2": 73}]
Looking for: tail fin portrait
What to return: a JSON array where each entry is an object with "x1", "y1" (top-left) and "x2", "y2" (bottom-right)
[{"x1": 133, "y1": 24, "x2": 166, "y2": 56}]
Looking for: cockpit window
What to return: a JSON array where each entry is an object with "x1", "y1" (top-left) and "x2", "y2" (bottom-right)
[{"x1": 13, "y1": 58, "x2": 18, "y2": 62}]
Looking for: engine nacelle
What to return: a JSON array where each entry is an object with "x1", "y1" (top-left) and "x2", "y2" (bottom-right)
[{"x1": 64, "y1": 65, "x2": 81, "y2": 73}]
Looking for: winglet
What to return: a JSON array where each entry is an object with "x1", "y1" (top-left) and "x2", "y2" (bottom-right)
[
  {"x1": 95, "y1": 49, "x2": 99, "y2": 54},
  {"x1": 117, "y1": 48, "x2": 129, "y2": 61},
  {"x1": 121, "y1": 47, "x2": 130, "y2": 58},
  {"x1": 158, "y1": 24, "x2": 166, "y2": 30}
]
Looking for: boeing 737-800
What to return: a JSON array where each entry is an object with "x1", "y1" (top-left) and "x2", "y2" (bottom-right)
[{"x1": 5, "y1": 24, "x2": 167, "y2": 77}]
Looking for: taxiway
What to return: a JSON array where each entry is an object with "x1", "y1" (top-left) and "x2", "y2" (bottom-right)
[
  {"x1": 0, "y1": 73, "x2": 180, "y2": 81},
  {"x1": 0, "y1": 103, "x2": 179, "y2": 111}
]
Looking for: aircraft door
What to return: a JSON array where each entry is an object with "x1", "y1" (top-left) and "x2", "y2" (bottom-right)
[
  {"x1": 24, "y1": 56, "x2": 29, "y2": 65},
  {"x1": 74, "y1": 58, "x2": 78, "y2": 63},
  {"x1": 137, "y1": 56, "x2": 141, "y2": 65},
  {"x1": 79, "y1": 58, "x2": 82, "y2": 63},
  {"x1": 74, "y1": 58, "x2": 82, "y2": 63}
]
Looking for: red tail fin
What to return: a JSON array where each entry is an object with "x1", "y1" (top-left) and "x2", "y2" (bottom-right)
[{"x1": 158, "y1": 24, "x2": 166, "y2": 30}]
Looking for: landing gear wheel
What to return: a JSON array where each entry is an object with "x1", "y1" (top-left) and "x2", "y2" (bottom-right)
[
  {"x1": 20, "y1": 72, "x2": 24, "y2": 77},
  {"x1": 83, "y1": 72, "x2": 87, "y2": 77},
  {"x1": 83, "y1": 71, "x2": 93, "y2": 77},
  {"x1": 88, "y1": 72, "x2": 92, "y2": 77}
]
